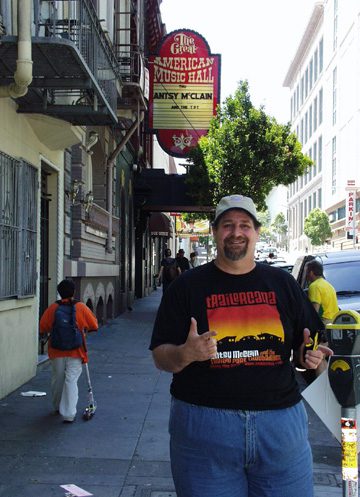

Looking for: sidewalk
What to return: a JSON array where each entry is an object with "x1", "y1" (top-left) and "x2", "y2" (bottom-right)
[{"x1": 0, "y1": 289, "x2": 343, "y2": 497}]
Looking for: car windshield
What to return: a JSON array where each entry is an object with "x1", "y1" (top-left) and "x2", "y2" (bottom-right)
[{"x1": 323, "y1": 262, "x2": 360, "y2": 293}]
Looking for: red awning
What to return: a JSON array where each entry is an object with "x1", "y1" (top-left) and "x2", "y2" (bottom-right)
[{"x1": 149, "y1": 212, "x2": 173, "y2": 237}]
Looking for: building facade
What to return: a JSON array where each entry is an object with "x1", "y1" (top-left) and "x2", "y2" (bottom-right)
[
  {"x1": 284, "y1": 1, "x2": 360, "y2": 253},
  {"x1": 0, "y1": 0, "x2": 174, "y2": 399}
]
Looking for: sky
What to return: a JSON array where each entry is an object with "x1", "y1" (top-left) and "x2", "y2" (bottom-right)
[{"x1": 160, "y1": 0, "x2": 317, "y2": 124}]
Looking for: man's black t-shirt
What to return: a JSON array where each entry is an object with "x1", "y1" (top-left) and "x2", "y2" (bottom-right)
[
  {"x1": 160, "y1": 256, "x2": 177, "y2": 283},
  {"x1": 150, "y1": 261, "x2": 324, "y2": 410}
]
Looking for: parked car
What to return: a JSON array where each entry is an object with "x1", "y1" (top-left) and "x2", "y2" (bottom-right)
[
  {"x1": 270, "y1": 259, "x2": 294, "y2": 273},
  {"x1": 292, "y1": 250, "x2": 360, "y2": 384},
  {"x1": 292, "y1": 250, "x2": 360, "y2": 314},
  {"x1": 262, "y1": 247, "x2": 278, "y2": 259}
]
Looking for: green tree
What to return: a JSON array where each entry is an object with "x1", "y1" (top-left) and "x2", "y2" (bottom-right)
[
  {"x1": 271, "y1": 212, "x2": 288, "y2": 247},
  {"x1": 258, "y1": 226, "x2": 276, "y2": 244},
  {"x1": 272, "y1": 212, "x2": 287, "y2": 235},
  {"x1": 257, "y1": 210, "x2": 271, "y2": 228},
  {"x1": 186, "y1": 80, "x2": 312, "y2": 212},
  {"x1": 303, "y1": 208, "x2": 332, "y2": 246},
  {"x1": 256, "y1": 210, "x2": 273, "y2": 243}
]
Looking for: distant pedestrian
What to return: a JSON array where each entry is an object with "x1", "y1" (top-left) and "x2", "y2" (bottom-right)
[
  {"x1": 158, "y1": 249, "x2": 180, "y2": 293},
  {"x1": 267, "y1": 252, "x2": 275, "y2": 263},
  {"x1": 175, "y1": 248, "x2": 190, "y2": 272},
  {"x1": 189, "y1": 251, "x2": 200, "y2": 268},
  {"x1": 39, "y1": 279, "x2": 98, "y2": 423}
]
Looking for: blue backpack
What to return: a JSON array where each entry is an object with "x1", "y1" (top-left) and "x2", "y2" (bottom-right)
[{"x1": 51, "y1": 302, "x2": 83, "y2": 351}]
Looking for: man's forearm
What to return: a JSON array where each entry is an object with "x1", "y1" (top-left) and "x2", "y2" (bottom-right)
[
  {"x1": 152, "y1": 343, "x2": 191, "y2": 373},
  {"x1": 312, "y1": 302, "x2": 320, "y2": 313}
]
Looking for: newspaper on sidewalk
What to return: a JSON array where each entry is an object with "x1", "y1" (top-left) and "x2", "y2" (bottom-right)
[{"x1": 60, "y1": 484, "x2": 93, "y2": 496}]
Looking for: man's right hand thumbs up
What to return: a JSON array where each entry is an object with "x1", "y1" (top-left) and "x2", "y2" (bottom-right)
[{"x1": 184, "y1": 317, "x2": 218, "y2": 363}]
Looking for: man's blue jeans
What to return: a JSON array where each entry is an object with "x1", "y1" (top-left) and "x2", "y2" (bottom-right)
[{"x1": 169, "y1": 398, "x2": 313, "y2": 497}]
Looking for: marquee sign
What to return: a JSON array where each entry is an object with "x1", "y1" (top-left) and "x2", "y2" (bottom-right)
[
  {"x1": 148, "y1": 29, "x2": 221, "y2": 158},
  {"x1": 175, "y1": 217, "x2": 210, "y2": 236}
]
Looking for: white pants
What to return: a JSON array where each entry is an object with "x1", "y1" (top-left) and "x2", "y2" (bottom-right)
[{"x1": 51, "y1": 357, "x2": 82, "y2": 421}]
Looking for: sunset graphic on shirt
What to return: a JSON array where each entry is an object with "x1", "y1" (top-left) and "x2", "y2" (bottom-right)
[{"x1": 207, "y1": 304, "x2": 284, "y2": 342}]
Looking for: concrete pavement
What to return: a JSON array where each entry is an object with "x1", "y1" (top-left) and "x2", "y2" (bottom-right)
[{"x1": 0, "y1": 289, "x2": 344, "y2": 496}]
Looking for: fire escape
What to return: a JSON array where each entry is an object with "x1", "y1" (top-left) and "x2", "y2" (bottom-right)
[
  {"x1": 0, "y1": 0, "x2": 121, "y2": 125},
  {"x1": 114, "y1": 0, "x2": 148, "y2": 117}
]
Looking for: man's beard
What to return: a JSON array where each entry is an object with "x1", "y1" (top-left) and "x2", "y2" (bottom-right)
[{"x1": 223, "y1": 237, "x2": 249, "y2": 261}]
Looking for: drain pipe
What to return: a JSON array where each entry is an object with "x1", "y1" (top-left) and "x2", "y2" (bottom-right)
[{"x1": 0, "y1": 0, "x2": 33, "y2": 98}]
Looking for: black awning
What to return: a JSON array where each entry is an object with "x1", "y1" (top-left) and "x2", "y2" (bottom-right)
[
  {"x1": 134, "y1": 169, "x2": 214, "y2": 213},
  {"x1": 149, "y1": 212, "x2": 172, "y2": 237}
]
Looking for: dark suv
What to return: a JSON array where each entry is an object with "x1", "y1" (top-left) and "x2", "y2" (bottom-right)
[
  {"x1": 292, "y1": 250, "x2": 360, "y2": 313},
  {"x1": 292, "y1": 250, "x2": 360, "y2": 384}
]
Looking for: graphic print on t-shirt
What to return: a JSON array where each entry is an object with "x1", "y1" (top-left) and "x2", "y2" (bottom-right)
[{"x1": 206, "y1": 290, "x2": 284, "y2": 368}]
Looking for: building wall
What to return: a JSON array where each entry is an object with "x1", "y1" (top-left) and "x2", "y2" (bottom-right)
[
  {"x1": 285, "y1": 2, "x2": 360, "y2": 253},
  {"x1": 0, "y1": 0, "x2": 167, "y2": 399},
  {"x1": 0, "y1": 99, "x2": 82, "y2": 398}
]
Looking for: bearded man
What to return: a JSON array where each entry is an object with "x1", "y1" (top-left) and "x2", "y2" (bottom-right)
[{"x1": 150, "y1": 194, "x2": 332, "y2": 497}]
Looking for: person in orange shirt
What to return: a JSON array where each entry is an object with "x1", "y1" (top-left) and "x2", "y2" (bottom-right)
[{"x1": 40, "y1": 279, "x2": 98, "y2": 423}]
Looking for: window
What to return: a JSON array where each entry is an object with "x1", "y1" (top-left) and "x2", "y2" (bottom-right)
[
  {"x1": 314, "y1": 96, "x2": 318, "y2": 131},
  {"x1": 318, "y1": 188, "x2": 322, "y2": 208},
  {"x1": 333, "y1": 0, "x2": 338, "y2": 51},
  {"x1": 318, "y1": 136, "x2": 322, "y2": 173},
  {"x1": 324, "y1": 261, "x2": 360, "y2": 294},
  {"x1": 0, "y1": 152, "x2": 38, "y2": 299},
  {"x1": 332, "y1": 67, "x2": 337, "y2": 125},
  {"x1": 301, "y1": 76, "x2": 304, "y2": 105},
  {"x1": 309, "y1": 58, "x2": 314, "y2": 90},
  {"x1": 309, "y1": 104, "x2": 313, "y2": 137},
  {"x1": 337, "y1": 206, "x2": 345, "y2": 219},
  {"x1": 305, "y1": 111, "x2": 308, "y2": 143},
  {"x1": 313, "y1": 142, "x2": 317, "y2": 176},
  {"x1": 319, "y1": 88, "x2": 323, "y2": 124},
  {"x1": 314, "y1": 48, "x2": 318, "y2": 82},
  {"x1": 319, "y1": 38, "x2": 323, "y2": 73},
  {"x1": 308, "y1": 195, "x2": 312, "y2": 213},
  {"x1": 329, "y1": 211, "x2": 336, "y2": 223},
  {"x1": 332, "y1": 136, "x2": 337, "y2": 194},
  {"x1": 296, "y1": 84, "x2": 300, "y2": 113},
  {"x1": 313, "y1": 192, "x2": 317, "y2": 208},
  {"x1": 305, "y1": 68, "x2": 309, "y2": 98}
]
